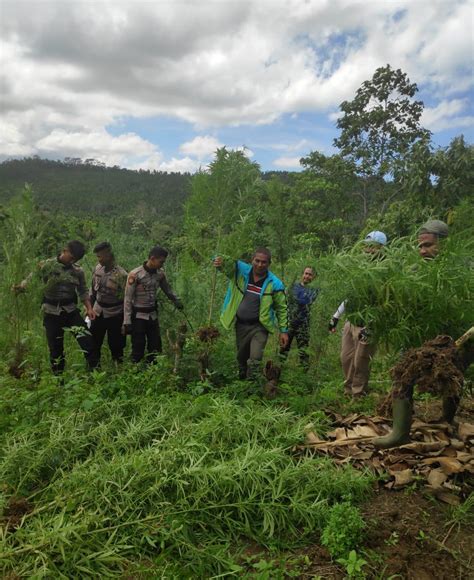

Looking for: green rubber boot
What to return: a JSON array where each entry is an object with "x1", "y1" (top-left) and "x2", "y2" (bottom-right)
[
  {"x1": 374, "y1": 398, "x2": 412, "y2": 449},
  {"x1": 442, "y1": 396, "x2": 459, "y2": 424}
]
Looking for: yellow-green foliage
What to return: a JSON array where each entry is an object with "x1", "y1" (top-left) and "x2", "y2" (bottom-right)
[{"x1": 326, "y1": 233, "x2": 473, "y2": 350}]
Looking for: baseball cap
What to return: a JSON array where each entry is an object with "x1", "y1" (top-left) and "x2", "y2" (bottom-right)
[{"x1": 363, "y1": 231, "x2": 387, "y2": 246}]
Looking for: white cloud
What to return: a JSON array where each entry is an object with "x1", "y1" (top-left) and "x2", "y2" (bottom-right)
[
  {"x1": 265, "y1": 139, "x2": 312, "y2": 152},
  {"x1": 422, "y1": 99, "x2": 474, "y2": 132},
  {"x1": 35, "y1": 129, "x2": 158, "y2": 167},
  {"x1": 0, "y1": 120, "x2": 35, "y2": 156},
  {"x1": 273, "y1": 156, "x2": 302, "y2": 169},
  {"x1": 0, "y1": 0, "x2": 472, "y2": 167},
  {"x1": 179, "y1": 135, "x2": 223, "y2": 159},
  {"x1": 157, "y1": 157, "x2": 202, "y2": 173}
]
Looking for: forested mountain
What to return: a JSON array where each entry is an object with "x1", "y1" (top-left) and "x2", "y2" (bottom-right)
[
  {"x1": 1, "y1": 65, "x2": 472, "y2": 261},
  {"x1": 0, "y1": 157, "x2": 192, "y2": 217}
]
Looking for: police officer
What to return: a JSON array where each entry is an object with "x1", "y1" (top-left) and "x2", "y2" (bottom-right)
[
  {"x1": 14, "y1": 240, "x2": 96, "y2": 374},
  {"x1": 90, "y1": 242, "x2": 128, "y2": 366},
  {"x1": 123, "y1": 246, "x2": 183, "y2": 363}
]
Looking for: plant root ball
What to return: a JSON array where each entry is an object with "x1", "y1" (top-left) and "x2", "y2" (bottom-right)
[
  {"x1": 196, "y1": 326, "x2": 220, "y2": 343},
  {"x1": 391, "y1": 335, "x2": 465, "y2": 399}
]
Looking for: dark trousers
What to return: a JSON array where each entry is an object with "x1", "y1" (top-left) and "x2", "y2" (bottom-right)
[
  {"x1": 235, "y1": 321, "x2": 269, "y2": 379},
  {"x1": 90, "y1": 314, "x2": 126, "y2": 364},
  {"x1": 280, "y1": 321, "x2": 310, "y2": 369},
  {"x1": 43, "y1": 310, "x2": 96, "y2": 374},
  {"x1": 131, "y1": 317, "x2": 162, "y2": 363}
]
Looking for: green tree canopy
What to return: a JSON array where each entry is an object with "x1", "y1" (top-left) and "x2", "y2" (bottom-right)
[{"x1": 334, "y1": 64, "x2": 431, "y2": 178}]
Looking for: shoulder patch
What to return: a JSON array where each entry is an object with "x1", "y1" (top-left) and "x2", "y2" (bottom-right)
[{"x1": 127, "y1": 274, "x2": 137, "y2": 285}]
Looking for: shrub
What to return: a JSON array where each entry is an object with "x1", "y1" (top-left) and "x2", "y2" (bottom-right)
[{"x1": 321, "y1": 502, "x2": 366, "y2": 558}]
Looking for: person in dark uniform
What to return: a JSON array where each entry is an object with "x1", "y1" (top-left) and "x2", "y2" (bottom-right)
[
  {"x1": 90, "y1": 242, "x2": 128, "y2": 366},
  {"x1": 280, "y1": 266, "x2": 318, "y2": 369},
  {"x1": 123, "y1": 245, "x2": 183, "y2": 363},
  {"x1": 14, "y1": 240, "x2": 96, "y2": 374}
]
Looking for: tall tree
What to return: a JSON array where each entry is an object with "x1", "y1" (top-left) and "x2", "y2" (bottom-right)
[
  {"x1": 334, "y1": 65, "x2": 431, "y2": 179},
  {"x1": 394, "y1": 134, "x2": 474, "y2": 211},
  {"x1": 296, "y1": 151, "x2": 365, "y2": 246},
  {"x1": 261, "y1": 177, "x2": 295, "y2": 278},
  {"x1": 183, "y1": 148, "x2": 263, "y2": 260}
]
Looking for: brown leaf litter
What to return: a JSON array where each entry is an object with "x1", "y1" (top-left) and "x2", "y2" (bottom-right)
[{"x1": 296, "y1": 412, "x2": 474, "y2": 504}]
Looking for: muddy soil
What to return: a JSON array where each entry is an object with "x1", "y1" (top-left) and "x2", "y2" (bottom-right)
[
  {"x1": 1, "y1": 496, "x2": 32, "y2": 530},
  {"x1": 392, "y1": 335, "x2": 465, "y2": 399},
  {"x1": 280, "y1": 484, "x2": 474, "y2": 580},
  {"x1": 360, "y1": 489, "x2": 474, "y2": 580}
]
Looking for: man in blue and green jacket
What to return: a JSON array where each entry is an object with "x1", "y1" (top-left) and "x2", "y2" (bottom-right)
[{"x1": 213, "y1": 247, "x2": 289, "y2": 382}]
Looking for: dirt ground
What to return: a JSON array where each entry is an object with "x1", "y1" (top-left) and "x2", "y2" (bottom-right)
[
  {"x1": 297, "y1": 487, "x2": 474, "y2": 580},
  {"x1": 296, "y1": 396, "x2": 474, "y2": 579}
]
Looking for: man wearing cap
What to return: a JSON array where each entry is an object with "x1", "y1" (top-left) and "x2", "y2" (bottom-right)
[
  {"x1": 374, "y1": 219, "x2": 455, "y2": 448},
  {"x1": 417, "y1": 219, "x2": 449, "y2": 260},
  {"x1": 123, "y1": 245, "x2": 183, "y2": 363},
  {"x1": 90, "y1": 242, "x2": 128, "y2": 366},
  {"x1": 328, "y1": 231, "x2": 387, "y2": 397}
]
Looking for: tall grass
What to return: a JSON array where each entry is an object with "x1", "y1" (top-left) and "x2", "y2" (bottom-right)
[
  {"x1": 313, "y1": 234, "x2": 474, "y2": 351},
  {"x1": 0, "y1": 392, "x2": 372, "y2": 577},
  {"x1": 0, "y1": 186, "x2": 47, "y2": 371}
]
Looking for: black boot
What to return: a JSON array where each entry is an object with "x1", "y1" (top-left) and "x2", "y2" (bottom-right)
[{"x1": 442, "y1": 396, "x2": 459, "y2": 424}]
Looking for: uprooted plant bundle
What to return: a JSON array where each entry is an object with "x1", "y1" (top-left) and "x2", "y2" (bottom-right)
[
  {"x1": 391, "y1": 335, "x2": 467, "y2": 399},
  {"x1": 322, "y1": 233, "x2": 474, "y2": 352},
  {"x1": 262, "y1": 359, "x2": 282, "y2": 399},
  {"x1": 166, "y1": 321, "x2": 188, "y2": 374},
  {"x1": 375, "y1": 328, "x2": 474, "y2": 418},
  {"x1": 196, "y1": 325, "x2": 220, "y2": 380},
  {"x1": 196, "y1": 325, "x2": 220, "y2": 343}
]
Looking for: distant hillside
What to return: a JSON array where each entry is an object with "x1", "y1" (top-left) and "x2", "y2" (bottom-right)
[{"x1": 0, "y1": 157, "x2": 192, "y2": 218}]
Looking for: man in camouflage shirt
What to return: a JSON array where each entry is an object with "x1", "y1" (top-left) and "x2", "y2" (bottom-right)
[
  {"x1": 15, "y1": 240, "x2": 96, "y2": 374},
  {"x1": 123, "y1": 245, "x2": 183, "y2": 363},
  {"x1": 90, "y1": 242, "x2": 128, "y2": 365}
]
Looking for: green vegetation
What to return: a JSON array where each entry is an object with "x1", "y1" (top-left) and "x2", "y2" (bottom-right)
[
  {"x1": 0, "y1": 65, "x2": 472, "y2": 577},
  {"x1": 0, "y1": 385, "x2": 373, "y2": 577},
  {"x1": 322, "y1": 503, "x2": 366, "y2": 558}
]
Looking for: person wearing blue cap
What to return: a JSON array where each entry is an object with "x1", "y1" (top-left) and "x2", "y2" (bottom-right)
[{"x1": 328, "y1": 231, "x2": 387, "y2": 397}]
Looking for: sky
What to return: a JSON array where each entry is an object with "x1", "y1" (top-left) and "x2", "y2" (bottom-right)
[{"x1": 0, "y1": 0, "x2": 472, "y2": 173}]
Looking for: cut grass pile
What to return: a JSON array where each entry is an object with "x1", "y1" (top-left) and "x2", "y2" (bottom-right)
[{"x1": 1, "y1": 392, "x2": 372, "y2": 577}]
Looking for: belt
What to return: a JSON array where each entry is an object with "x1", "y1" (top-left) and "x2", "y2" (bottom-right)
[
  {"x1": 97, "y1": 300, "x2": 123, "y2": 308},
  {"x1": 133, "y1": 305, "x2": 156, "y2": 313},
  {"x1": 42, "y1": 296, "x2": 77, "y2": 307}
]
